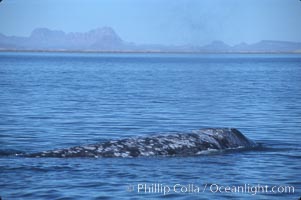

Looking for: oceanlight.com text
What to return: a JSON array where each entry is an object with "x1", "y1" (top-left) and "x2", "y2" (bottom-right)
[{"x1": 127, "y1": 183, "x2": 295, "y2": 196}]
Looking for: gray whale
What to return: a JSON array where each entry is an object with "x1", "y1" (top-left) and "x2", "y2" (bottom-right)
[{"x1": 28, "y1": 128, "x2": 256, "y2": 158}]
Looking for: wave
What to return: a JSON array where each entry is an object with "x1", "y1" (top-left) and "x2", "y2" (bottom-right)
[{"x1": 24, "y1": 128, "x2": 257, "y2": 158}]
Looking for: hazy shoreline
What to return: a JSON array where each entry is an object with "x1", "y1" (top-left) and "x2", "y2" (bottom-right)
[{"x1": 1, "y1": 27, "x2": 301, "y2": 54}]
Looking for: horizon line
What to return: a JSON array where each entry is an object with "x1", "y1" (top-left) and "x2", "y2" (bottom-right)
[{"x1": 1, "y1": 49, "x2": 301, "y2": 55}]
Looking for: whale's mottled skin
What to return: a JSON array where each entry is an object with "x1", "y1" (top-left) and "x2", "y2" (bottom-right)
[{"x1": 27, "y1": 128, "x2": 256, "y2": 158}]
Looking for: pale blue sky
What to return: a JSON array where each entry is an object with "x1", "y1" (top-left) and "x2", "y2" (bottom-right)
[{"x1": 0, "y1": 0, "x2": 300, "y2": 45}]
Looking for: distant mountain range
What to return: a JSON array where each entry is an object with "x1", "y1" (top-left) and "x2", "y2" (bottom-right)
[{"x1": 1, "y1": 27, "x2": 301, "y2": 53}]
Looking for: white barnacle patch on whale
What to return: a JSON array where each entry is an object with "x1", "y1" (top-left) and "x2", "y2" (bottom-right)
[
  {"x1": 27, "y1": 128, "x2": 256, "y2": 158},
  {"x1": 83, "y1": 146, "x2": 96, "y2": 151}
]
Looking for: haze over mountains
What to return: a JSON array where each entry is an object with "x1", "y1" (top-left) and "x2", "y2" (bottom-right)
[{"x1": 1, "y1": 27, "x2": 301, "y2": 53}]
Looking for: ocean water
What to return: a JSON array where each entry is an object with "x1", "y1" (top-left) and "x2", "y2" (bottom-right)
[{"x1": 0, "y1": 52, "x2": 300, "y2": 199}]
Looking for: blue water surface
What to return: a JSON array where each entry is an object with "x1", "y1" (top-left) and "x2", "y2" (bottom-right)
[{"x1": 0, "y1": 52, "x2": 300, "y2": 199}]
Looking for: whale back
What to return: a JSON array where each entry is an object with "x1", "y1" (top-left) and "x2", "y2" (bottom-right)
[{"x1": 28, "y1": 128, "x2": 256, "y2": 158}]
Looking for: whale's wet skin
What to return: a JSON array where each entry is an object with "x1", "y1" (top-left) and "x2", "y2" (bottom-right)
[{"x1": 27, "y1": 128, "x2": 256, "y2": 158}]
